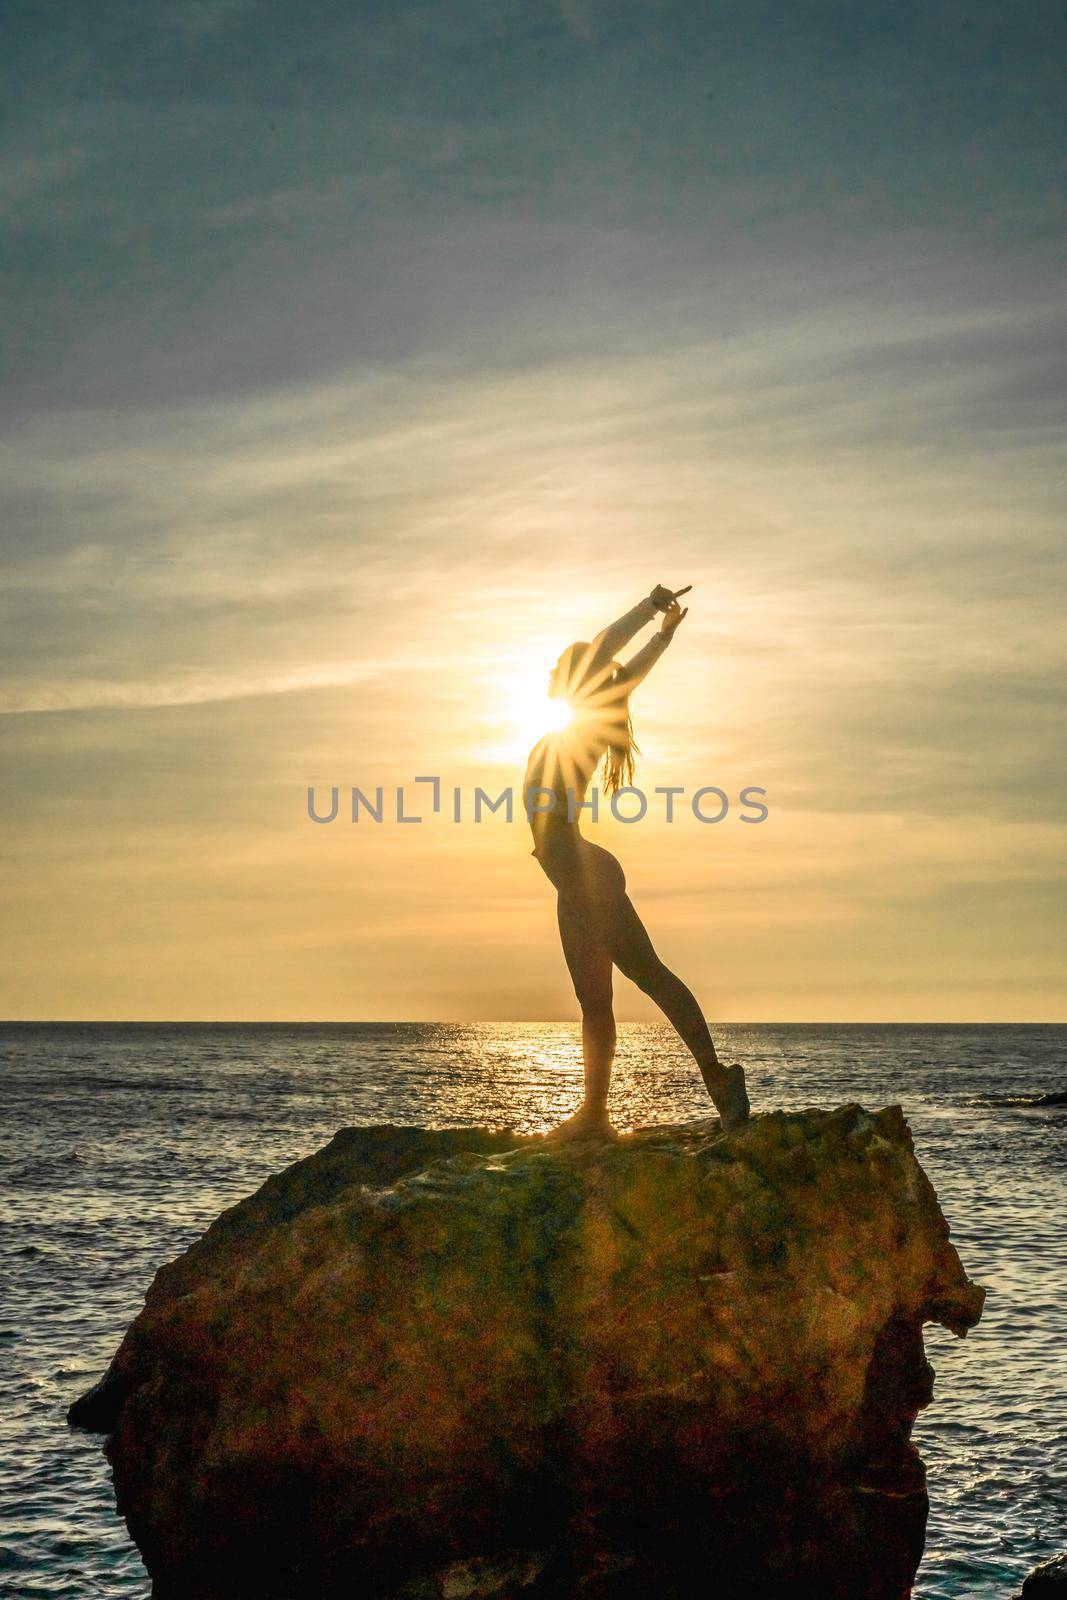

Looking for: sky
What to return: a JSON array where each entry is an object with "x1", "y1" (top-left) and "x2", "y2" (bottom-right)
[{"x1": 2, "y1": 0, "x2": 1065, "y2": 1020}]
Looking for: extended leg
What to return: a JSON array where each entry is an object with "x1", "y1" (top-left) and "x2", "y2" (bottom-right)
[{"x1": 609, "y1": 893, "x2": 750, "y2": 1129}]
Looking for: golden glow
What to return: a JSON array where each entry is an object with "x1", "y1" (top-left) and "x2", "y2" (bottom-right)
[
  {"x1": 506, "y1": 674, "x2": 572, "y2": 754},
  {"x1": 522, "y1": 645, "x2": 636, "y2": 807},
  {"x1": 7, "y1": 341, "x2": 1063, "y2": 1025}
]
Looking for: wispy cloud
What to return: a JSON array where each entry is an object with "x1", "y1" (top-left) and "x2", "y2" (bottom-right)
[{"x1": 0, "y1": 662, "x2": 383, "y2": 716}]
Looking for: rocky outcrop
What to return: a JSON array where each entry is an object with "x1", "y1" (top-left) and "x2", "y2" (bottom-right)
[
  {"x1": 1014, "y1": 1555, "x2": 1067, "y2": 1596},
  {"x1": 70, "y1": 1107, "x2": 984, "y2": 1600}
]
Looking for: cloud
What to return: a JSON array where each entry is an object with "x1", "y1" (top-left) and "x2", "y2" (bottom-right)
[
  {"x1": 0, "y1": 662, "x2": 383, "y2": 716},
  {"x1": 2, "y1": 307, "x2": 1063, "y2": 822}
]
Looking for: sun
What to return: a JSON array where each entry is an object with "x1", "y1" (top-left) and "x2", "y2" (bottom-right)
[{"x1": 506, "y1": 673, "x2": 572, "y2": 754}]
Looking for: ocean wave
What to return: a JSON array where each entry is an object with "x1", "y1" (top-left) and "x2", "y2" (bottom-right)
[{"x1": 965, "y1": 1089, "x2": 1067, "y2": 1109}]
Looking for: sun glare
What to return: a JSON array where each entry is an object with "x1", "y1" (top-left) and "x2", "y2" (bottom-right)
[{"x1": 508, "y1": 676, "x2": 572, "y2": 754}]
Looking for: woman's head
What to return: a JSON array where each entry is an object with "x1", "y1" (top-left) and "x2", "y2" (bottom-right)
[
  {"x1": 547, "y1": 641, "x2": 593, "y2": 702},
  {"x1": 547, "y1": 641, "x2": 640, "y2": 796}
]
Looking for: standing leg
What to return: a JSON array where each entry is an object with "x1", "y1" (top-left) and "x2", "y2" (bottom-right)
[
  {"x1": 609, "y1": 892, "x2": 750, "y2": 1129},
  {"x1": 547, "y1": 891, "x2": 617, "y2": 1137}
]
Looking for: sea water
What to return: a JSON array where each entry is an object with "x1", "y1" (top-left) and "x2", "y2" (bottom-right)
[{"x1": 1, "y1": 1022, "x2": 1064, "y2": 1598}]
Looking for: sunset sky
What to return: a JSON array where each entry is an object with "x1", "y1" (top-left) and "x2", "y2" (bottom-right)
[{"x1": 3, "y1": 0, "x2": 1065, "y2": 1020}]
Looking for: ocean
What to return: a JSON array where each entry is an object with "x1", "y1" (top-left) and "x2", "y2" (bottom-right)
[{"x1": 1, "y1": 1022, "x2": 1064, "y2": 1598}]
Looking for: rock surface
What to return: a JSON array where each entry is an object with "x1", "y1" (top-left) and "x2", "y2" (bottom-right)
[
  {"x1": 70, "y1": 1107, "x2": 984, "y2": 1599},
  {"x1": 1014, "y1": 1554, "x2": 1067, "y2": 1596}
]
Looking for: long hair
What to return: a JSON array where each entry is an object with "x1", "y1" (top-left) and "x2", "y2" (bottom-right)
[
  {"x1": 558, "y1": 642, "x2": 640, "y2": 798},
  {"x1": 601, "y1": 667, "x2": 640, "y2": 796}
]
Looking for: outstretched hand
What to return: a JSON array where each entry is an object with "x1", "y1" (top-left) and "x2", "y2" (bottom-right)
[
  {"x1": 650, "y1": 583, "x2": 692, "y2": 611},
  {"x1": 659, "y1": 599, "x2": 688, "y2": 638}
]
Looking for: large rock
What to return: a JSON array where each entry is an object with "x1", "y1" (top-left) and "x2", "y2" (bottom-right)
[
  {"x1": 1014, "y1": 1554, "x2": 1067, "y2": 1596},
  {"x1": 70, "y1": 1108, "x2": 984, "y2": 1599}
]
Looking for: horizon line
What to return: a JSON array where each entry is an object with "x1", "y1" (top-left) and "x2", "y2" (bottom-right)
[{"x1": 2, "y1": 1018, "x2": 1065, "y2": 1028}]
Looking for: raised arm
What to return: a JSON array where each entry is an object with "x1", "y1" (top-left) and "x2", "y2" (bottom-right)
[
  {"x1": 587, "y1": 595, "x2": 658, "y2": 673},
  {"x1": 617, "y1": 597, "x2": 688, "y2": 690},
  {"x1": 588, "y1": 584, "x2": 691, "y2": 675}
]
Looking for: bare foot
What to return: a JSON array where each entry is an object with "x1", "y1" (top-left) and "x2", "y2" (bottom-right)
[
  {"x1": 709, "y1": 1062, "x2": 750, "y2": 1132},
  {"x1": 545, "y1": 1104, "x2": 618, "y2": 1142}
]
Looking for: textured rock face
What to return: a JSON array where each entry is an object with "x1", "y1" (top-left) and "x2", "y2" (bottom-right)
[
  {"x1": 70, "y1": 1108, "x2": 984, "y2": 1600},
  {"x1": 1015, "y1": 1554, "x2": 1067, "y2": 1596}
]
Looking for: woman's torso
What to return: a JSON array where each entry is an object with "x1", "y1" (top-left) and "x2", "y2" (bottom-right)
[
  {"x1": 524, "y1": 677, "x2": 632, "y2": 869},
  {"x1": 523, "y1": 721, "x2": 617, "y2": 897},
  {"x1": 523, "y1": 729, "x2": 598, "y2": 834}
]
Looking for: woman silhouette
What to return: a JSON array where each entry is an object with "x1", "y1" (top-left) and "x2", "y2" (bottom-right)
[{"x1": 524, "y1": 584, "x2": 750, "y2": 1139}]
